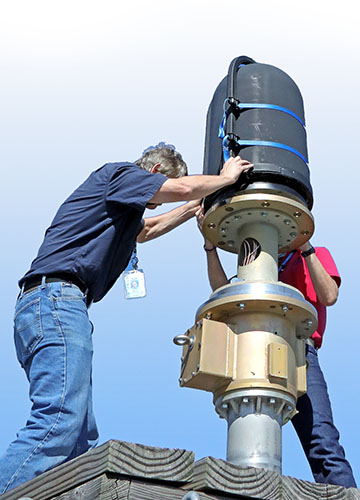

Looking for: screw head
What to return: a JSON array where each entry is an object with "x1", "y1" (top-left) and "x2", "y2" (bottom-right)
[
  {"x1": 207, "y1": 222, "x2": 216, "y2": 229},
  {"x1": 282, "y1": 304, "x2": 289, "y2": 313},
  {"x1": 294, "y1": 211, "x2": 302, "y2": 217},
  {"x1": 262, "y1": 201, "x2": 270, "y2": 207}
]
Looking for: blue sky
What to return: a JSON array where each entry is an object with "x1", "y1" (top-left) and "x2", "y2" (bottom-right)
[{"x1": 0, "y1": 0, "x2": 359, "y2": 485}]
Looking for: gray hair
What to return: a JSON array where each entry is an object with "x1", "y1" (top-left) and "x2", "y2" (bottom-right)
[{"x1": 135, "y1": 142, "x2": 187, "y2": 178}]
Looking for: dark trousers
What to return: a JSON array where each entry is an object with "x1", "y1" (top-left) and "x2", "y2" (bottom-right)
[{"x1": 292, "y1": 345, "x2": 356, "y2": 488}]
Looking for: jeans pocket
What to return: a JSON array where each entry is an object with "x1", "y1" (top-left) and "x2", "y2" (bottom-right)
[
  {"x1": 14, "y1": 297, "x2": 43, "y2": 366},
  {"x1": 60, "y1": 283, "x2": 86, "y2": 301}
]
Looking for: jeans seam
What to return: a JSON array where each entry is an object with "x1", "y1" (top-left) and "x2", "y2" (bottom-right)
[{"x1": 4, "y1": 295, "x2": 67, "y2": 492}]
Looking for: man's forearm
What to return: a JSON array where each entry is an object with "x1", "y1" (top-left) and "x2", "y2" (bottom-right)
[
  {"x1": 137, "y1": 201, "x2": 199, "y2": 243},
  {"x1": 150, "y1": 175, "x2": 235, "y2": 203},
  {"x1": 149, "y1": 157, "x2": 253, "y2": 204},
  {"x1": 304, "y1": 252, "x2": 339, "y2": 306},
  {"x1": 203, "y1": 240, "x2": 229, "y2": 291}
]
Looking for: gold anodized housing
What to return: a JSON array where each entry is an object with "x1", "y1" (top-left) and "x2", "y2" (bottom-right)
[
  {"x1": 176, "y1": 189, "x2": 316, "y2": 431},
  {"x1": 202, "y1": 192, "x2": 314, "y2": 254}
]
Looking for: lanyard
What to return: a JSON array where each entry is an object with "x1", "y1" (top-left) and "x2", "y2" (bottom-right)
[
  {"x1": 131, "y1": 245, "x2": 139, "y2": 270},
  {"x1": 278, "y1": 251, "x2": 295, "y2": 273}
]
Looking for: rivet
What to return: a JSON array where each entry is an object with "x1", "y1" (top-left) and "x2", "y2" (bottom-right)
[
  {"x1": 208, "y1": 222, "x2": 216, "y2": 229},
  {"x1": 205, "y1": 312, "x2": 213, "y2": 319},
  {"x1": 294, "y1": 211, "x2": 302, "y2": 217},
  {"x1": 282, "y1": 305, "x2": 289, "y2": 313},
  {"x1": 302, "y1": 230, "x2": 309, "y2": 235},
  {"x1": 283, "y1": 219, "x2": 291, "y2": 225},
  {"x1": 262, "y1": 201, "x2": 270, "y2": 207},
  {"x1": 237, "y1": 303, "x2": 245, "y2": 310},
  {"x1": 290, "y1": 232, "x2": 297, "y2": 238}
]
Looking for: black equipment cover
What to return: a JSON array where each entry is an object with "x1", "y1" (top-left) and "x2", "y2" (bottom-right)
[{"x1": 203, "y1": 56, "x2": 313, "y2": 210}]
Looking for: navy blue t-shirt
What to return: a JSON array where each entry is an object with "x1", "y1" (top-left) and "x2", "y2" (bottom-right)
[{"x1": 20, "y1": 162, "x2": 167, "y2": 302}]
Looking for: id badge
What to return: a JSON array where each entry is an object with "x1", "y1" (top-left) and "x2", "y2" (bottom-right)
[{"x1": 123, "y1": 269, "x2": 146, "y2": 299}]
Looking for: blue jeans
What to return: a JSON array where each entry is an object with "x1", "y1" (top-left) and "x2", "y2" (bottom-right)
[
  {"x1": 292, "y1": 345, "x2": 356, "y2": 487},
  {"x1": 0, "y1": 280, "x2": 99, "y2": 493}
]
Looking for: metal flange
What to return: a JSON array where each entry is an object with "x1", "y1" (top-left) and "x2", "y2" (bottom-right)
[
  {"x1": 215, "y1": 388, "x2": 297, "y2": 424},
  {"x1": 196, "y1": 281, "x2": 317, "y2": 339},
  {"x1": 202, "y1": 192, "x2": 314, "y2": 254}
]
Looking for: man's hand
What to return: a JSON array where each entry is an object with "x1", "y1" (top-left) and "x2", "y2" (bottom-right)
[
  {"x1": 219, "y1": 156, "x2": 253, "y2": 184},
  {"x1": 196, "y1": 205, "x2": 205, "y2": 233},
  {"x1": 186, "y1": 199, "x2": 202, "y2": 215}
]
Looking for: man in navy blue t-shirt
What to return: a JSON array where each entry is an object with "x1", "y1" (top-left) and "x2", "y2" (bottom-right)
[{"x1": 0, "y1": 143, "x2": 253, "y2": 493}]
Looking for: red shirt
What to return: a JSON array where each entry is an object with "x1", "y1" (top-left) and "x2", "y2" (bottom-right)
[{"x1": 279, "y1": 247, "x2": 341, "y2": 349}]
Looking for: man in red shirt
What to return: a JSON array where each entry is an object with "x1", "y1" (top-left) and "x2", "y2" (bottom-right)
[{"x1": 199, "y1": 217, "x2": 356, "y2": 487}]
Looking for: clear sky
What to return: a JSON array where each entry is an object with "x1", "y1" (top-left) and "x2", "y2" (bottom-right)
[{"x1": 0, "y1": 0, "x2": 359, "y2": 485}]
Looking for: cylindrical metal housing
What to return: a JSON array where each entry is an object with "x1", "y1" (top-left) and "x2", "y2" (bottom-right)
[
  {"x1": 237, "y1": 222, "x2": 278, "y2": 281},
  {"x1": 217, "y1": 389, "x2": 296, "y2": 472}
]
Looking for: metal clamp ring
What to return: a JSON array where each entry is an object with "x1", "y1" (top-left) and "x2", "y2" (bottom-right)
[{"x1": 173, "y1": 335, "x2": 194, "y2": 347}]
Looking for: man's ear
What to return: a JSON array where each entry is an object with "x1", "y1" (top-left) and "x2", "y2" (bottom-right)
[{"x1": 150, "y1": 163, "x2": 161, "y2": 174}]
